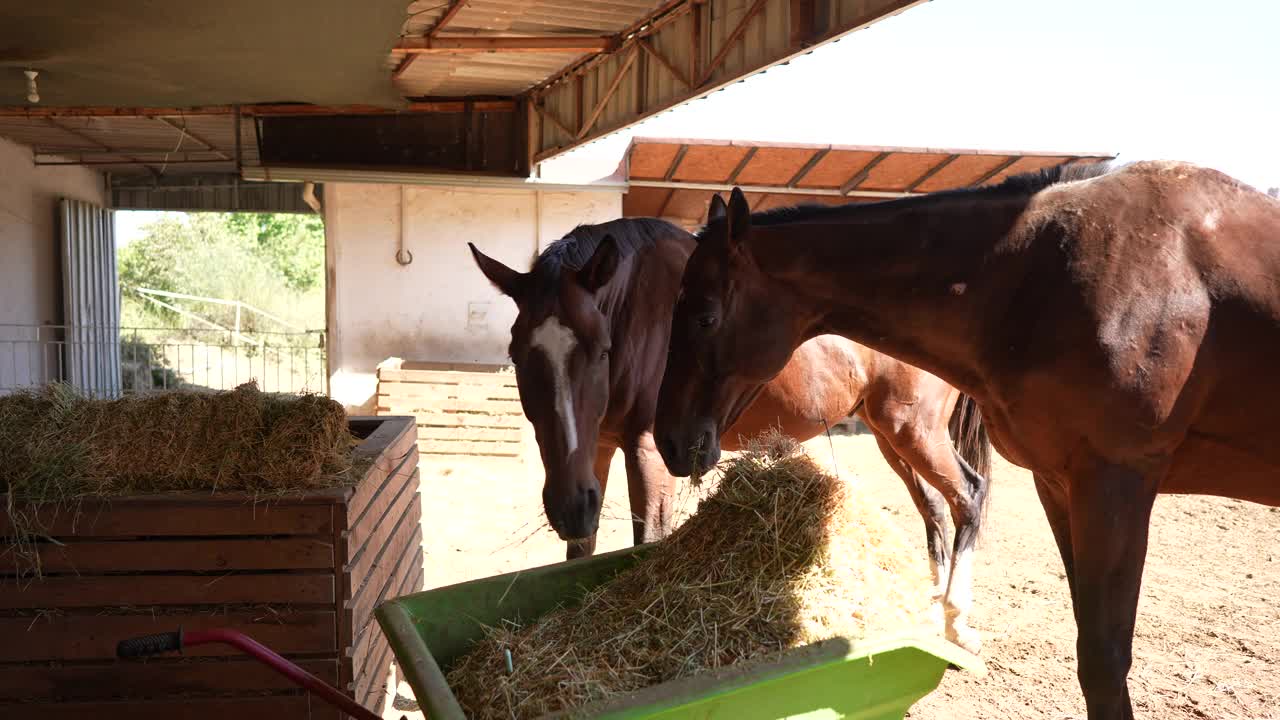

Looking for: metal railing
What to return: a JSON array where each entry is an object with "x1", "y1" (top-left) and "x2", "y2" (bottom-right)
[{"x1": 0, "y1": 324, "x2": 327, "y2": 398}]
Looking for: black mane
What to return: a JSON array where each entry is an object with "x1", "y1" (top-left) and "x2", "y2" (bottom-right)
[
  {"x1": 528, "y1": 216, "x2": 686, "y2": 300},
  {"x1": 698, "y1": 159, "x2": 1114, "y2": 235}
]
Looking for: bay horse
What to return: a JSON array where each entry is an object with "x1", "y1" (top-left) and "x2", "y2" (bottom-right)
[
  {"x1": 468, "y1": 217, "x2": 993, "y2": 652},
  {"x1": 653, "y1": 162, "x2": 1280, "y2": 719}
]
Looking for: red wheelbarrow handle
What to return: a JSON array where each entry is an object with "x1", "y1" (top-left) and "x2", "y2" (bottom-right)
[{"x1": 117, "y1": 627, "x2": 387, "y2": 720}]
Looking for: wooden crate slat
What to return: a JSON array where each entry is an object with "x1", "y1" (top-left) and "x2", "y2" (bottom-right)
[
  {"x1": 0, "y1": 537, "x2": 335, "y2": 576},
  {"x1": 355, "y1": 624, "x2": 393, "y2": 711},
  {"x1": 0, "y1": 501, "x2": 335, "y2": 538},
  {"x1": 376, "y1": 368, "x2": 516, "y2": 386},
  {"x1": 344, "y1": 478, "x2": 421, "y2": 585},
  {"x1": 0, "y1": 611, "x2": 337, "y2": 662},
  {"x1": 0, "y1": 572, "x2": 335, "y2": 610},
  {"x1": 2, "y1": 695, "x2": 342, "y2": 720},
  {"x1": 346, "y1": 522, "x2": 424, "y2": 672},
  {"x1": 416, "y1": 426, "x2": 523, "y2": 442},
  {"x1": 0, "y1": 658, "x2": 339, "y2": 701},
  {"x1": 377, "y1": 383, "x2": 521, "y2": 401},
  {"x1": 402, "y1": 412, "x2": 526, "y2": 429},
  {"x1": 343, "y1": 460, "x2": 418, "y2": 552},
  {"x1": 345, "y1": 423, "x2": 419, "y2": 530},
  {"x1": 349, "y1": 552, "x2": 423, "y2": 696},
  {"x1": 346, "y1": 497, "x2": 422, "y2": 623},
  {"x1": 377, "y1": 398, "x2": 520, "y2": 416},
  {"x1": 419, "y1": 439, "x2": 522, "y2": 456}
]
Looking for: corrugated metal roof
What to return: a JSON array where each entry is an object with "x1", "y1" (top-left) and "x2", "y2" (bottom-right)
[{"x1": 623, "y1": 137, "x2": 1117, "y2": 228}]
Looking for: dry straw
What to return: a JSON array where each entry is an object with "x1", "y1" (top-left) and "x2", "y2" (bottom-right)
[
  {"x1": 446, "y1": 431, "x2": 933, "y2": 720},
  {"x1": 0, "y1": 381, "x2": 354, "y2": 501}
]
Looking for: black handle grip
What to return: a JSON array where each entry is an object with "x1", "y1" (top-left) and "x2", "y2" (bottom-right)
[{"x1": 117, "y1": 629, "x2": 183, "y2": 658}]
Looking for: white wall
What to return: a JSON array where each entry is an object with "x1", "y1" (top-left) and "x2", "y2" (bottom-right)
[
  {"x1": 0, "y1": 135, "x2": 106, "y2": 388},
  {"x1": 325, "y1": 182, "x2": 622, "y2": 413}
]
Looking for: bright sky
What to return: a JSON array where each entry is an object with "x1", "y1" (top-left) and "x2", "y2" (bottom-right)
[{"x1": 540, "y1": 0, "x2": 1280, "y2": 190}]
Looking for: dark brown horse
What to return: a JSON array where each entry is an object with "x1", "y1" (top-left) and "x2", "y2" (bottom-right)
[
  {"x1": 653, "y1": 162, "x2": 1280, "y2": 719},
  {"x1": 469, "y1": 217, "x2": 993, "y2": 652}
]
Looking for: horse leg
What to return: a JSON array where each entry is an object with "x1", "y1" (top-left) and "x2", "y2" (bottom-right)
[
  {"x1": 624, "y1": 430, "x2": 678, "y2": 545},
  {"x1": 566, "y1": 442, "x2": 618, "y2": 560},
  {"x1": 1033, "y1": 473, "x2": 1078, "y2": 609},
  {"x1": 1066, "y1": 463, "x2": 1159, "y2": 720},
  {"x1": 871, "y1": 431, "x2": 951, "y2": 630}
]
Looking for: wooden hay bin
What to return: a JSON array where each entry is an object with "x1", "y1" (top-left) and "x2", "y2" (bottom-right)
[
  {"x1": 375, "y1": 358, "x2": 528, "y2": 461},
  {"x1": 0, "y1": 415, "x2": 422, "y2": 719}
]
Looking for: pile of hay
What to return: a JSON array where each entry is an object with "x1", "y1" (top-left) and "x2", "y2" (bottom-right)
[
  {"x1": 0, "y1": 381, "x2": 355, "y2": 502},
  {"x1": 446, "y1": 432, "x2": 933, "y2": 720}
]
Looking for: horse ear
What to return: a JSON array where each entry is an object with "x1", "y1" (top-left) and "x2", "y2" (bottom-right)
[
  {"x1": 706, "y1": 194, "x2": 727, "y2": 224},
  {"x1": 469, "y1": 242, "x2": 526, "y2": 300},
  {"x1": 726, "y1": 186, "x2": 751, "y2": 246},
  {"x1": 578, "y1": 235, "x2": 620, "y2": 292}
]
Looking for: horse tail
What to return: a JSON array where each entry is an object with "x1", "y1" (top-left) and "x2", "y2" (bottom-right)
[{"x1": 948, "y1": 393, "x2": 993, "y2": 528}]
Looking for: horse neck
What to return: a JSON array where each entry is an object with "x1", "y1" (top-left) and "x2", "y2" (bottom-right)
[
  {"x1": 751, "y1": 194, "x2": 1033, "y2": 395},
  {"x1": 603, "y1": 235, "x2": 693, "y2": 424}
]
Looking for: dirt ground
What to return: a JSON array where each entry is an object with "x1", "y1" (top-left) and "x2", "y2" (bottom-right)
[{"x1": 387, "y1": 432, "x2": 1279, "y2": 719}]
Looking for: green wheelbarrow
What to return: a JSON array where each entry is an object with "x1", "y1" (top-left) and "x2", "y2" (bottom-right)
[{"x1": 375, "y1": 544, "x2": 984, "y2": 720}]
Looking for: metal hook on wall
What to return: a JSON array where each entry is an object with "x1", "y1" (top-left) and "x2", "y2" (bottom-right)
[{"x1": 396, "y1": 186, "x2": 414, "y2": 266}]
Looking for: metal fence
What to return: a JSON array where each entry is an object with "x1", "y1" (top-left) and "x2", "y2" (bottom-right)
[{"x1": 0, "y1": 324, "x2": 326, "y2": 398}]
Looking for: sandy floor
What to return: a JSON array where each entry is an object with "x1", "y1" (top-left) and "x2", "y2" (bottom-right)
[{"x1": 382, "y1": 432, "x2": 1280, "y2": 719}]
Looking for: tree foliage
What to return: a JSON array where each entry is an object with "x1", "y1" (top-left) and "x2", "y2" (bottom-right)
[{"x1": 118, "y1": 212, "x2": 325, "y2": 333}]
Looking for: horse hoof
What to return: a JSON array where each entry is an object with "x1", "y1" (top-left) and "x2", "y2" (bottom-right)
[{"x1": 946, "y1": 626, "x2": 982, "y2": 656}]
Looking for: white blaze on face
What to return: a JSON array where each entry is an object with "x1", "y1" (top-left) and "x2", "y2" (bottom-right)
[{"x1": 530, "y1": 316, "x2": 579, "y2": 456}]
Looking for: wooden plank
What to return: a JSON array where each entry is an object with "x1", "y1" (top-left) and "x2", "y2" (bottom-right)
[
  {"x1": 419, "y1": 439, "x2": 522, "y2": 456},
  {"x1": 0, "y1": 658, "x2": 339, "y2": 701},
  {"x1": 0, "y1": 572, "x2": 335, "y2": 609},
  {"x1": 379, "y1": 383, "x2": 521, "y2": 401},
  {"x1": 376, "y1": 368, "x2": 515, "y2": 386},
  {"x1": 378, "y1": 398, "x2": 519, "y2": 415},
  {"x1": 376, "y1": 412, "x2": 525, "y2": 430},
  {"x1": 0, "y1": 537, "x2": 335, "y2": 576},
  {"x1": 3, "y1": 695, "x2": 341, "y2": 720},
  {"x1": 345, "y1": 421, "x2": 418, "y2": 527},
  {"x1": 355, "y1": 624, "x2": 393, "y2": 711},
  {"x1": 416, "y1": 426, "x2": 523, "y2": 443},
  {"x1": 344, "y1": 484, "x2": 420, "y2": 588},
  {"x1": 0, "y1": 610, "x2": 336, "y2": 662},
  {"x1": 346, "y1": 499, "x2": 422, "y2": 628},
  {"x1": 349, "y1": 542, "x2": 423, "y2": 690},
  {"x1": 0, "y1": 501, "x2": 335, "y2": 538},
  {"x1": 343, "y1": 456, "x2": 417, "y2": 554}
]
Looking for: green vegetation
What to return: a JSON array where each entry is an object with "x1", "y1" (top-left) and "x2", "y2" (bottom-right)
[{"x1": 118, "y1": 212, "x2": 325, "y2": 335}]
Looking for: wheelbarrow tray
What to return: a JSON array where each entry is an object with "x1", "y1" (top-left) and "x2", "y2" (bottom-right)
[{"x1": 375, "y1": 544, "x2": 983, "y2": 720}]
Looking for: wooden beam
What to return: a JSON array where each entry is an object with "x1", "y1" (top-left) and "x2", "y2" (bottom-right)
[
  {"x1": 395, "y1": 36, "x2": 612, "y2": 53},
  {"x1": 427, "y1": 0, "x2": 468, "y2": 37},
  {"x1": 790, "y1": 0, "x2": 817, "y2": 46},
  {"x1": 392, "y1": 55, "x2": 419, "y2": 79},
  {"x1": 44, "y1": 118, "x2": 162, "y2": 175},
  {"x1": 629, "y1": 179, "x2": 914, "y2": 199},
  {"x1": 533, "y1": 102, "x2": 575, "y2": 140},
  {"x1": 0, "y1": 102, "x2": 516, "y2": 118},
  {"x1": 903, "y1": 153, "x2": 958, "y2": 192},
  {"x1": 663, "y1": 144, "x2": 690, "y2": 181},
  {"x1": 577, "y1": 47, "x2": 638, "y2": 139},
  {"x1": 689, "y1": 0, "x2": 702, "y2": 88},
  {"x1": 839, "y1": 151, "x2": 891, "y2": 195},
  {"x1": 725, "y1": 146, "x2": 757, "y2": 185},
  {"x1": 155, "y1": 117, "x2": 231, "y2": 160},
  {"x1": 639, "y1": 37, "x2": 691, "y2": 88},
  {"x1": 700, "y1": 0, "x2": 770, "y2": 86},
  {"x1": 968, "y1": 156, "x2": 1022, "y2": 187},
  {"x1": 786, "y1": 148, "x2": 829, "y2": 187}
]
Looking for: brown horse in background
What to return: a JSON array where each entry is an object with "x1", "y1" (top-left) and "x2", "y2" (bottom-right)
[
  {"x1": 654, "y1": 162, "x2": 1280, "y2": 719},
  {"x1": 469, "y1": 217, "x2": 993, "y2": 652}
]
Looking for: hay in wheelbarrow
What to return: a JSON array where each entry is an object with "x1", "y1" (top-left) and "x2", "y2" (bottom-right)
[
  {"x1": 446, "y1": 431, "x2": 934, "y2": 719},
  {"x1": 0, "y1": 380, "x2": 355, "y2": 501}
]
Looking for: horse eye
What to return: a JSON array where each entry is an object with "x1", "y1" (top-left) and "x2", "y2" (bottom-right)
[
  {"x1": 697, "y1": 314, "x2": 717, "y2": 328},
  {"x1": 600, "y1": 349, "x2": 610, "y2": 361}
]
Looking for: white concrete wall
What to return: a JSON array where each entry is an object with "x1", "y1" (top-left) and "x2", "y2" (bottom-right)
[
  {"x1": 326, "y1": 182, "x2": 622, "y2": 413},
  {"x1": 0, "y1": 135, "x2": 106, "y2": 388}
]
